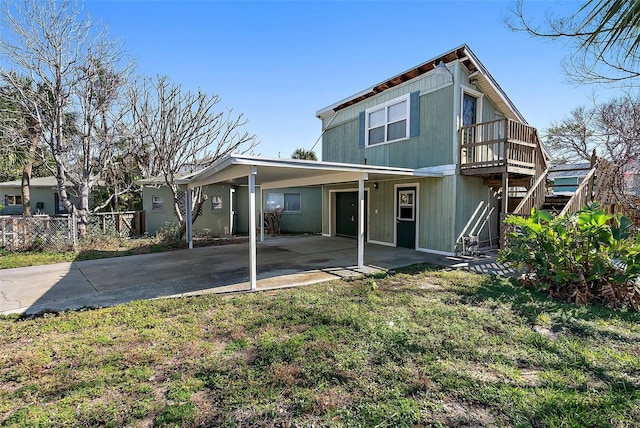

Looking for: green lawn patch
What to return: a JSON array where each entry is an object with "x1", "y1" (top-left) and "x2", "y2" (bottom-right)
[{"x1": 1, "y1": 266, "x2": 639, "y2": 427}]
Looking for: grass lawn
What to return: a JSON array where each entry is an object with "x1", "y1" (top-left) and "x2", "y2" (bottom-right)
[
  {"x1": 1, "y1": 265, "x2": 639, "y2": 427},
  {"x1": 0, "y1": 236, "x2": 247, "y2": 270}
]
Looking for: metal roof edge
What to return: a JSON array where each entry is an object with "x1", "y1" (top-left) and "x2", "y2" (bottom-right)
[{"x1": 315, "y1": 44, "x2": 469, "y2": 118}]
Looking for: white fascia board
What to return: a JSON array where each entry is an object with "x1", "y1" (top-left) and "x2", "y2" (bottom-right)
[
  {"x1": 232, "y1": 155, "x2": 416, "y2": 176},
  {"x1": 414, "y1": 164, "x2": 456, "y2": 177},
  {"x1": 464, "y1": 47, "x2": 528, "y2": 124},
  {"x1": 261, "y1": 172, "x2": 367, "y2": 190}
]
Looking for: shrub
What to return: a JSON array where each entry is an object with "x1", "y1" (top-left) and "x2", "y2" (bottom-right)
[{"x1": 499, "y1": 204, "x2": 640, "y2": 311}]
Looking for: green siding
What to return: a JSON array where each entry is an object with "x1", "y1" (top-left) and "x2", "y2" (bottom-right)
[
  {"x1": 322, "y1": 177, "x2": 458, "y2": 254},
  {"x1": 143, "y1": 186, "x2": 179, "y2": 235},
  {"x1": 554, "y1": 177, "x2": 580, "y2": 193},
  {"x1": 143, "y1": 184, "x2": 234, "y2": 236},
  {"x1": 235, "y1": 186, "x2": 321, "y2": 235},
  {"x1": 418, "y1": 176, "x2": 456, "y2": 253},
  {"x1": 0, "y1": 186, "x2": 85, "y2": 216},
  {"x1": 322, "y1": 86, "x2": 454, "y2": 168},
  {"x1": 455, "y1": 176, "x2": 500, "y2": 249}
]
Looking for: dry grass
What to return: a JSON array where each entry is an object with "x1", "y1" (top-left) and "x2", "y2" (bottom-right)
[{"x1": 1, "y1": 266, "x2": 639, "y2": 427}]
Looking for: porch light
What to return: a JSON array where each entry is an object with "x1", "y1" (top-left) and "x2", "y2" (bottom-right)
[{"x1": 434, "y1": 60, "x2": 454, "y2": 83}]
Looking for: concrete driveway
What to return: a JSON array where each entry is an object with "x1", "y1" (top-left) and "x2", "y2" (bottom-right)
[{"x1": 0, "y1": 235, "x2": 510, "y2": 315}]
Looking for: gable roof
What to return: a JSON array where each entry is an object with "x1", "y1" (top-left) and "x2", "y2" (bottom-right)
[{"x1": 316, "y1": 44, "x2": 527, "y2": 124}]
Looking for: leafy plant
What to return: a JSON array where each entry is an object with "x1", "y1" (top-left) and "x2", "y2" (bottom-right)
[{"x1": 499, "y1": 204, "x2": 640, "y2": 311}]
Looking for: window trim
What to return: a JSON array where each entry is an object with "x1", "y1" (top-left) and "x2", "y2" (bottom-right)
[
  {"x1": 5, "y1": 194, "x2": 22, "y2": 206},
  {"x1": 151, "y1": 195, "x2": 164, "y2": 213},
  {"x1": 397, "y1": 189, "x2": 415, "y2": 221},
  {"x1": 211, "y1": 195, "x2": 223, "y2": 211},
  {"x1": 365, "y1": 94, "x2": 410, "y2": 147},
  {"x1": 264, "y1": 192, "x2": 302, "y2": 213},
  {"x1": 460, "y1": 86, "x2": 483, "y2": 128}
]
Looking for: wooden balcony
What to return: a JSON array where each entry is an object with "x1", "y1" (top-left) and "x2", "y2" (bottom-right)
[{"x1": 460, "y1": 119, "x2": 540, "y2": 177}]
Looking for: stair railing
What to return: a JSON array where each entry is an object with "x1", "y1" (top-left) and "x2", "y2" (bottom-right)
[
  {"x1": 512, "y1": 168, "x2": 549, "y2": 215},
  {"x1": 558, "y1": 166, "x2": 597, "y2": 217}
]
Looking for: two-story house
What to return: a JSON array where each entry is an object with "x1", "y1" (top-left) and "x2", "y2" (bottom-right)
[
  {"x1": 316, "y1": 44, "x2": 547, "y2": 254},
  {"x1": 175, "y1": 45, "x2": 549, "y2": 289}
]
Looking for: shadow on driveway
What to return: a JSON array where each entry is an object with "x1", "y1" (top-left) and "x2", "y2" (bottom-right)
[{"x1": 0, "y1": 235, "x2": 511, "y2": 315}]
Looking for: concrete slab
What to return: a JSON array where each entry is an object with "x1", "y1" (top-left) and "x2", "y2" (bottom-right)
[{"x1": 0, "y1": 235, "x2": 512, "y2": 315}]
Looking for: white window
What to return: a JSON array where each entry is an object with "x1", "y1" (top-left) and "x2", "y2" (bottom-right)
[
  {"x1": 265, "y1": 192, "x2": 301, "y2": 212},
  {"x1": 397, "y1": 190, "x2": 415, "y2": 221},
  {"x1": 211, "y1": 196, "x2": 223, "y2": 211},
  {"x1": 5, "y1": 194, "x2": 22, "y2": 205},
  {"x1": 366, "y1": 94, "x2": 410, "y2": 146},
  {"x1": 152, "y1": 195, "x2": 163, "y2": 212}
]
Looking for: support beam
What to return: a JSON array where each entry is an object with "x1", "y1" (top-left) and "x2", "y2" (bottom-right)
[
  {"x1": 501, "y1": 172, "x2": 509, "y2": 214},
  {"x1": 357, "y1": 174, "x2": 366, "y2": 268},
  {"x1": 259, "y1": 186, "x2": 264, "y2": 242},
  {"x1": 248, "y1": 166, "x2": 257, "y2": 291},
  {"x1": 186, "y1": 187, "x2": 193, "y2": 249}
]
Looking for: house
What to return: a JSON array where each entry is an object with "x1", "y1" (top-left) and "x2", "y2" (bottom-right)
[
  {"x1": 140, "y1": 182, "x2": 322, "y2": 236},
  {"x1": 0, "y1": 176, "x2": 79, "y2": 216},
  {"x1": 548, "y1": 163, "x2": 592, "y2": 195},
  {"x1": 315, "y1": 44, "x2": 548, "y2": 254},
  {"x1": 160, "y1": 44, "x2": 549, "y2": 290}
]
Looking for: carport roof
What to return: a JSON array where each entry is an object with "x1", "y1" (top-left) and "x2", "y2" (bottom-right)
[{"x1": 177, "y1": 154, "x2": 446, "y2": 189}]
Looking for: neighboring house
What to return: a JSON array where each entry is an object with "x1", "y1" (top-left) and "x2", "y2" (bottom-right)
[
  {"x1": 140, "y1": 183, "x2": 322, "y2": 236},
  {"x1": 0, "y1": 176, "x2": 81, "y2": 216},
  {"x1": 548, "y1": 163, "x2": 592, "y2": 195}
]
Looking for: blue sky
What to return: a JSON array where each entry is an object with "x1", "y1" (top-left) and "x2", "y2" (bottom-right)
[{"x1": 84, "y1": 0, "x2": 618, "y2": 159}]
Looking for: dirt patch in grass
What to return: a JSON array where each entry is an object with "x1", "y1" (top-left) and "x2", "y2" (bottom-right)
[
  {"x1": 438, "y1": 400, "x2": 498, "y2": 427},
  {"x1": 2, "y1": 268, "x2": 640, "y2": 427}
]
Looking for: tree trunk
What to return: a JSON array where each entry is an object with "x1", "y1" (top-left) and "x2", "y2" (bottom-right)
[
  {"x1": 21, "y1": 121, "x2": 39, "y2": 216},
  {"x1": 21, "y1": 163, "x2": 32, "y2": 216},
  {"x1": 77, "y1": 182, "x2": 91, "y2": 238}
]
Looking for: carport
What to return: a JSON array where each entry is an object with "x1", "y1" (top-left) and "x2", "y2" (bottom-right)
[{"x1": 178, "y1": 155, "x2": 444, "y2": 290}]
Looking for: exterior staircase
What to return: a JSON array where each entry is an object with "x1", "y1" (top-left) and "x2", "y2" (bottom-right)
[{"x1": 459, "y1": 118, "x2": 598, "y2": 248}]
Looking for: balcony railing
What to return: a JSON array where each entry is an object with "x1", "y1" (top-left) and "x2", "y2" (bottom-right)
[{"x1": 460, "y1": 118, "x2": 540, "y2": 175}]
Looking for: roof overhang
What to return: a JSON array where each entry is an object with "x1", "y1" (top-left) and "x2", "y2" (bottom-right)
[
  {"x1": 177, "y1": 154, "x2": 445, "y2": 189},
  {"x1": 316, "y1": 44, "x2": 527, "y2": 124}
]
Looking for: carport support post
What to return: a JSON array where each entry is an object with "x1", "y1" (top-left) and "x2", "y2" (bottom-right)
[
  {"x1": 259, "y1": 186, "x2": 264, "y2": 242},
  {"x1": 186, "y1": 187, "x2": 193, "y2": 249},
  {"x1": 248, "y1": 166, "x2": 257, "y2": 291},
  {"x1": 357, "y1": 173, "x2": 367, "y2": 268}
]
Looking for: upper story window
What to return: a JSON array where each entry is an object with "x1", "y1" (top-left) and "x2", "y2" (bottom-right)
[{"x1": 365, "y1": 94, "x2": 410, "y2": 146}]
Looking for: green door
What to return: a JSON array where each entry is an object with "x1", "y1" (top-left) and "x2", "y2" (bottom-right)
[
  {"x1": 335, "y1": 191, "x2": 367, "y2": 238},
  {"x1": 396, "y1": 187, "x2": 416, "y2": 248}
]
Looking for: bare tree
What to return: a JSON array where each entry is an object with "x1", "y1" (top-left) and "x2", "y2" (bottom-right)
[
  {"x1": 545, "y1": 94, "x2": 640, "y2": 212},
  {"x1": 507, "y1": 0, "x2": 640, "y2": 85},
  {"x1": 0, "y1": 0, "x2": 132, "y2": 234},
  {"x1": 129, "y1": 76, "x2": 258, "y2": 237},
  {"x1": 545, "y1": 106, "x2": 599, "y2": 165}
]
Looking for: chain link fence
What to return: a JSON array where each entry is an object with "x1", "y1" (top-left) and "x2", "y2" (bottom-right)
[
  {"x1": 0, "y1": 214, "x2": 77, "y2": 252},
  {"x1": 0, "y1": 211, "x2": 145, "y2": 252}
]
